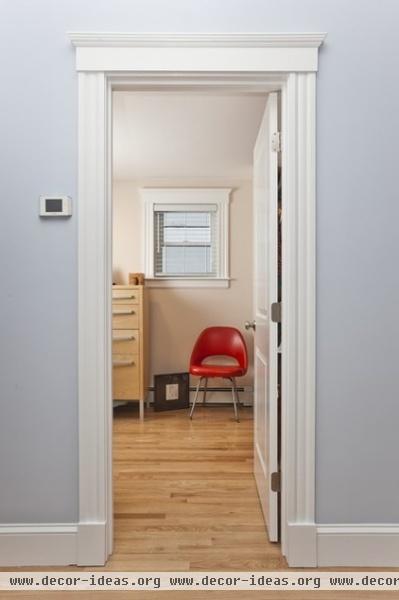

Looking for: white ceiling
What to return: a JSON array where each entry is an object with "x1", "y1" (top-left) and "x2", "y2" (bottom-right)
[{"x1": 113, "y1": 92, "x2": 268, "y2": 180}]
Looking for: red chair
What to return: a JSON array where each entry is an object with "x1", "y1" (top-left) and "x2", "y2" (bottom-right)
[{"x1": 189, "y1": 327, "x2": 248, "y2": 422}]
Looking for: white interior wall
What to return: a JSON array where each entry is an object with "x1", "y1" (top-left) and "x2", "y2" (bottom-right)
[{"x1": 113, "y1": 179, "x2": 254, "y2": 400}]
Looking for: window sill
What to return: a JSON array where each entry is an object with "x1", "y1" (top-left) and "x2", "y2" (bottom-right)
[{"x1": 145, "y1": 277, "x2": 231, "y2": 289}]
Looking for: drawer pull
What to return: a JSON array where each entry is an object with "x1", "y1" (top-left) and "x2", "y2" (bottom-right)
[
  {"x1": 114, "y1": 294, "x2": 136, "y2": 300},
  {"x1": 113, "y1": 335, "x2": 135, "y2": 342},
  {"x1": 113, "y1": 309, "x2": 135, "y2": 316},
  {"x1": 113, "y1": 360, "x2": 135, "y2": 367}
]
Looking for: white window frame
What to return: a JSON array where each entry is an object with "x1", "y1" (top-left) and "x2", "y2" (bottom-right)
[{"x1": 142, "y1": 188, "x2": 231, "y2": 288}]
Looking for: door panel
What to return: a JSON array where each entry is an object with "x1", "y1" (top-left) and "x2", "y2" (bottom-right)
[{"x1": 253, "y1": 92, "x2": 279, "y2": 542}]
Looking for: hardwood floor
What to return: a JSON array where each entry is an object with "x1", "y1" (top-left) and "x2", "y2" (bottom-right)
[
  {"x1": 110, "y1": 403, "x2": 285, "y2": 571},
  {"x1": 3, "y1": 405, "x2": 399, "y2": 599}
]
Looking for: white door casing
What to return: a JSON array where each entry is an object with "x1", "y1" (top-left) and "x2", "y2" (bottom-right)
[
  {"x1": 253, "y1": 93, "x2": 279, "y2": 542},
  {"x1": 69, "y1": 33, "x2": 321, "y2": 569}
]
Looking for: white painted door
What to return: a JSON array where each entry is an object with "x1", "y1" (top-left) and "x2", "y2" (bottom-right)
[{"x1": 251, "y1": 92, "x2": 279, "y2": 541}]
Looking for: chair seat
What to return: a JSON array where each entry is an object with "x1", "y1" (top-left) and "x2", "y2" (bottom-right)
[{"x1": 190, "y1": 364, "x2": 245, "y2": 378}]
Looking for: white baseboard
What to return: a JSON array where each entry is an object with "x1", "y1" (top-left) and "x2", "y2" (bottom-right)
[
  {"x1": 3, "y1": 521, "x2": 399, "y2": 567},
  {"x1": 0, "y1": 522, "x2": 107, "y2": 567},
  {"x1": 317, "y1": 524, "x2": 399, "y2": 567},
  {"x1": 0, "y1": 524, "x2": 77, "y2": 567}
]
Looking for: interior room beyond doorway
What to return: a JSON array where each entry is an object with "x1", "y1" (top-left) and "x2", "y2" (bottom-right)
[
  {"x1": 110, "y1": 89, "x2": 282, "y2": 563},
  {"x1": 112, "y1": 91, "x2": 269, "y2": 410}
]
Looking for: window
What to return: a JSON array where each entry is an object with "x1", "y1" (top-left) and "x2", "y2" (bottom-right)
[
  {"x1": 154, "y1": 209, "x2": 216, "y2": 277},
  {"x1": 142, "y1": 188, "x2": 231, "y2": 288}
]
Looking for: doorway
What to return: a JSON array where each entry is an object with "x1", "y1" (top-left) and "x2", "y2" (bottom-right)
[
  {"x1": 72, "y1": 32, "x2": 321, "y2": 568},
  {"x1": 110, "y1": 89, "x2": 281, "y2": 567}
]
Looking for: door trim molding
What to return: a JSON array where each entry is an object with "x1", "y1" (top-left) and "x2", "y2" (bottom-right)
[
  {"x1": 69, "y1": 32, "x2": 325, "y2": 73},
  {"x1": 281, "y1": 72, "x2": 317, "y2": 560},
  {"x1": 69, "y1": 32, "x2": 324, "y2": 568},
  {"x1": 76, "y1": 70, "x2": 112, "y2": 566},
  {"x1": 69, "y1": 31, "x2": 326, "y2": 48}
]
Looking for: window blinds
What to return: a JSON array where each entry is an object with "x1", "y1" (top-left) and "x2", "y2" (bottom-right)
[{"x1": 154, "y1": 205, "x2": 217, "y2": 277}]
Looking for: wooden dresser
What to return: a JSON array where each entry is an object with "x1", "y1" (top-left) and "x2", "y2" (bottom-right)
[{"x1": 112, "y1": 285, "x2": 148, "y2": 419}]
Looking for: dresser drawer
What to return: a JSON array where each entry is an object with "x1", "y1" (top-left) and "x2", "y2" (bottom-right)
[
  {"x1": 113, "y1": 354, "x2": 140, "y2": 399},
  {"x1": 112, "y1": 329, "x2": 140, "y2": 354},
  {"x1": 112, "y1": 288, "x2": 139, "y2": 304},
  {"x1": 112, "y1": 305, "x2": 139, "y2": 329}
]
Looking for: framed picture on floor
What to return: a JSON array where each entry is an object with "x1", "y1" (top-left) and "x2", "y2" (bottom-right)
[{"x1": 153, "y1": 372, "x2": 190, "y2": 412}]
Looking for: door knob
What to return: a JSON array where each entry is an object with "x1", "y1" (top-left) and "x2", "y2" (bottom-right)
[{"x1": 245, "y1": 320, "x2": 256, "y2": 331}]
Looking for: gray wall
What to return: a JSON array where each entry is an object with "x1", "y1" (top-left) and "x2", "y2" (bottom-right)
[{"x1": 0, "y1": 0, "x2": 398, "y2": 524}]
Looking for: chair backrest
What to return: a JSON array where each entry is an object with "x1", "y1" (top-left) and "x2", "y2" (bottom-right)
[{"x1": 190, "y1": 327, "x2": 248, "y2": 372}]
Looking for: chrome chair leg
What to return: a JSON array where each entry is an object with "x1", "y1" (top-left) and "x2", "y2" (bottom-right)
[
  {"x1": 230, "y1": 378, "x2": 240, "y2": 422},
  {"x1": 232, "y1": 377, "x2": 243, "y2": 407},
  {"x1": 203, "y1": 377, "x2": 208, "y2": 405},
  {"x1": 189, "y1": 377, "x2": 202, "y2": 419}
]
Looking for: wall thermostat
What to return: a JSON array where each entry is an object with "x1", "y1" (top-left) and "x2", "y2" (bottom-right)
[{"x1": 39, "y1": 196, "x2": 72, "y2": 217}]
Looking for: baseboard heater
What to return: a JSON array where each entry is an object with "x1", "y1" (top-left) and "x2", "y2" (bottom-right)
[
  {"x1": 146, "y1": 385, "x2": 253, "y2": 407},
  {"x1": 147, "y1": 385, "x2": 249, "y2": 393}
]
